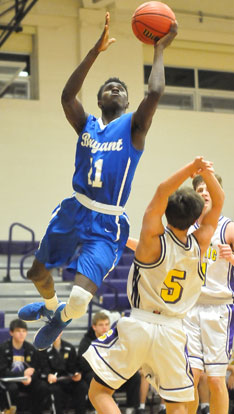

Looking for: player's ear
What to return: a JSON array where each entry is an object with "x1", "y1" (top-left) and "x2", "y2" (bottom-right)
[{"x1": 98, "y1": 100, "x2": 103, "y2": 109}]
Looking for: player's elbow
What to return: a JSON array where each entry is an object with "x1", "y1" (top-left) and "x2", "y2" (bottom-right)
[
  {"x1": 61, "y1": 88, "x2": 70, "y2": 105},
  {"x1": 147, "y1": 86, "x2": 164, "y2": 100}
]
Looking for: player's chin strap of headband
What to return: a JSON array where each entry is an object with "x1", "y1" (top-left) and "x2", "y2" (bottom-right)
[{"x1": 74, "y1": 192, "x2": 125, "y2": 216}]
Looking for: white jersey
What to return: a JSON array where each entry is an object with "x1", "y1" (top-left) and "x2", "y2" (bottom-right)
[
  {"x1": 127, "y1": 227, "x2": 204, "y2": 319},
  {"x1": 191, "y1": 216, "x2": 234, "y2": 305}
]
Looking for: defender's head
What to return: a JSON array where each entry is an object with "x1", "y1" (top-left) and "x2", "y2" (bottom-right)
[
  {"x1": 192, "y1": 174, "x2": 222, "y2": 212},
  {"x1": 165, "y1": 187, "x2": 205, "y2": 230}
]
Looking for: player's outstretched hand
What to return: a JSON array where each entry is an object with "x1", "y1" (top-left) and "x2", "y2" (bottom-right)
[
  {"x1": 190, "y1": 156, "x2": 214, "y2": 178},
  {"x1": 218, "y1": 243, "x2": 234, "y2": 263},
  {"x1": 95, "y1": 12, "x2": 116, "y2": 52},
  {"x1": 155, "y1": 20, "x2": 178, "y2": 49}
]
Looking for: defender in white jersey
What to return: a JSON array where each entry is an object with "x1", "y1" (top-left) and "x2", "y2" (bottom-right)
[
  {"x1": 183, "y1": 175, "x2": 234, "y2": 414},
  {"x1": 83, "y1": 157, "x2": 224, "y2": 414},
  {"x1": 18, "y1": 14, "x2": 178, "y2": 350}
]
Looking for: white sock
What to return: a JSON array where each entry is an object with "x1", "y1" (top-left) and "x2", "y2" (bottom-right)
[
  {"x1": 139, "y1": 403, "x2": 145, "y2": 409},
  {"x1": 159, "y1": 403, "x2": 166, "y2": 412},
  {"x1": 61, "y1": 286, "x2": 92, "y2": 321},
  {"x1": 44, "y1": 294, "x2": 59, "y2": 311},
  {"x1": 200, "y1": 403, "x2": 209, "y2": 409}
]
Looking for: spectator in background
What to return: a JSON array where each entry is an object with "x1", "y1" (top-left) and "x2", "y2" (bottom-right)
[
  {"x1": 39, "y1": 332, "x2": 87, "y2": 414},
  {"x1": 78, "y1": 311, "x2": 141, "y2": 414},
  {"x1": 0, "y1": 319, "x2": 49, "y2": 414}
]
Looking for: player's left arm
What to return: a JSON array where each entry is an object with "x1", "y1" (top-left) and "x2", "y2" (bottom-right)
[
  {"x1": 218, "y1": 221, "x2": 234, "y2": 265},
  {"x1": 131, "y1": 22, "x2": 178, "y2": 151}
]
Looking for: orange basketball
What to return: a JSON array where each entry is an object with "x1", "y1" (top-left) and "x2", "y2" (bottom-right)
[{"x1": 132, "y1": 1, "x2": 176, "y2": 45}]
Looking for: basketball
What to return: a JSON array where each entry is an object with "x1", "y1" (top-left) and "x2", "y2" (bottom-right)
[{"x1": 132, "y1": 1, "x2": 176, "y2": 45}]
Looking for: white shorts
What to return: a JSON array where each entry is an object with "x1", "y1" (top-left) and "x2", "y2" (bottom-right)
[
  {"x1": 84, "y1": 308, "x2": 194, "y2": 402},
  {"x1": 183, "y1": 303, "x2": 234, "y2": 376}
]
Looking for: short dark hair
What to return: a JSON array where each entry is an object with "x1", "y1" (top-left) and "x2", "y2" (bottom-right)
[
  {"x1": 192, "y1": 174, "x2": 223, "y2": 190},
  {"x1": 165, "y1": 187, "x2": 205, "y2": 230},
  {"x1": 92, "y1": 312, "x2": 110, "y2": 326},
  {"x1": 9, "y1": 319, "x2": 28, "y2": 332},
  {"x1": 97, "y1": 77, "x2": 128, "y2": 100}
]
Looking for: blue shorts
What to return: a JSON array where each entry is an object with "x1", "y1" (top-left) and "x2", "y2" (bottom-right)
[{"x1": 36, "y1": 195, "x2": 129, "y2": 287}]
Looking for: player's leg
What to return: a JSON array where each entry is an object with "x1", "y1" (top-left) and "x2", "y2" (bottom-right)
[
  {"x1": 27, "y1": 259, "x2": 55, "y2": 299},
  {"x1": 198, "y1": 372, "x2": 210, "y2": 414},
  {"x1": 158, "y1": 397, "x2": 166, "y2": 414},
  {"x1": 187, "y1": 368, "x2": 202, "y2": 414},
  {"x1": 165, "y1": 401, "x2": 187, "y2": 414},
  {"x1": 18, "y1": 259, "x2": 57, "y2": 321},
  {"x1": 207, "y1": 376, "x2": 228, "y2": 414},
  {"x1": 32, "y1": 238, "x2": 120, "y2": 349},
  {"x1": 183, "y1": 306, "x2": 204, "y2": 414},
  {"x1": 60, "y1": 273, "x2": 97, "y2": 322},
  {"x1": 18, "y1": 197, "x2": 80, "y2": 322},
  {"x1": 137, "y1": 370, "x2": 149, "y2": 412},
  {"x1": 202, "y1": 304, "x2": 234, "y2": 414},
  {"x1": 89, "y1": 378, "x2": 120, "y2": 414},
  {"x1": 33, "y1": 211, "x2": 128, "y2": 349}
]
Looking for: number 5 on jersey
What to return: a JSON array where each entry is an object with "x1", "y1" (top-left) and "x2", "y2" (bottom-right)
[
  {"x1": 88, "y1": 158, "x2": 103, "y2": 188},
  {"x1": 160, "y1": 269, "x2": 186, "y2": 303}
]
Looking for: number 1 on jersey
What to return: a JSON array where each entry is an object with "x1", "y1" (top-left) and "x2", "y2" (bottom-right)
[{"x1": 88, "y1": 158, "x2": 103, "y2": 188}]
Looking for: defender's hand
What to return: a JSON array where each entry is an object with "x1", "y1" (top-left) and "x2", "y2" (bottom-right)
[
  {"x1": 218, "y1": 244, "x2": 234, "y2": 263},
  {"x1": 190, "y1": 156, "x2": 214, "y2": 178}
]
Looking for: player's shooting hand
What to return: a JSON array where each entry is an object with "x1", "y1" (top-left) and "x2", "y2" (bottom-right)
[
  {"x1": 155, "y1": 20, "x2": 178, "y2": 49},
  {"x1": 218, "y1": 244, "x2": 234, "y2": 263},
  {"x1": 72, "y1": 372, "x2": 82, "y2": 382},
  {"x1": 95, "y1": 12, "x2": 116, "y2": 52}
]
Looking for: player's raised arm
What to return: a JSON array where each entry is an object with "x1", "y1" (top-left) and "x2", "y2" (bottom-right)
[
  {"x1": 61, "y1": 12, "x2": 116, "y2": 135},
  {"x1": 136, "y1": 157, "x2": 212, "y2": 262},
  {"x1": 131, "y1": 22, "x2": 178, "y2": 151},
  {"x1": 194, "y1": 172, "x2": 225, "y2": 258}
]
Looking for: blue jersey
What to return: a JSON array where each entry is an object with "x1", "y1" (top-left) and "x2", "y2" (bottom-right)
[{"x1": 72, "y1": 113, "x2": 143, "y2": 206}]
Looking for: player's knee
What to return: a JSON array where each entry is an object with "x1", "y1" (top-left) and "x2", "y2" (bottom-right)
[
  {"x1": 27, "y1": 259, "x2": 48, "y2": 281},
  {"x1": 207, "y1": 375, "x2": 226, "y2": 393},
  {"x1": 67, "y1": 285, "x2": 93, "y2": 319}
]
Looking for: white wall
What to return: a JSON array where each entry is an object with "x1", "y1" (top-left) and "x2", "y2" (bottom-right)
[{"x1": 1, "y1": 0, "x2": 234, "y2": 241}]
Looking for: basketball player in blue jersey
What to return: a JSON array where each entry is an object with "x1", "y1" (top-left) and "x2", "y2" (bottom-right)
[
  {"x1": 18, "y1": 13, "x2": 178, "y2": 350},
  {"x1": 183, "y1": 175, "x2": 234, "y2": 414},
  {"x1": 82, "y1": 157, "x2": 224, "y2": 414}
]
